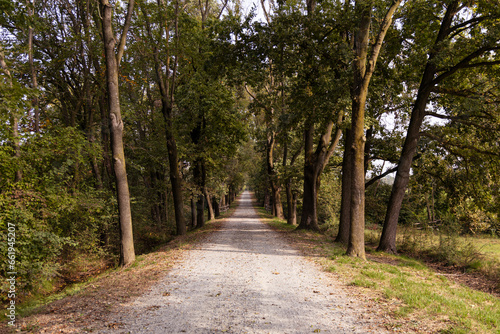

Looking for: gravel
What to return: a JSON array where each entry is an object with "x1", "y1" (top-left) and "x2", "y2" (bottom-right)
[{"x1": 106, "y1": 191, "x2": 388, "y2": 334}]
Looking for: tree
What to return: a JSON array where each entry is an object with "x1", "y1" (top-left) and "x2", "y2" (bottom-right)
[
  {"x1": 378, "y1": 0, "x2": 500, "y2": 253},
  {"x1": 346, "y1": 0, "x2": 401, "y2": 259},
  {"x1": 140, "y1": 0, "x2": 187, "y2": 235},
  {"x1": 99, "y1": 0, "x2": 136, "y2": 266}
]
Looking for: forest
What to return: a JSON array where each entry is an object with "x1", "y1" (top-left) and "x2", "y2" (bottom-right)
[{"x1": 1, "y1": 0, "x2": 499, "y2": 304}]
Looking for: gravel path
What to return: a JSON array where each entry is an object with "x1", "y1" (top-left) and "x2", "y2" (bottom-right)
[{"x1": 108, "y1": 191, "x2": 387, "y2": 333}]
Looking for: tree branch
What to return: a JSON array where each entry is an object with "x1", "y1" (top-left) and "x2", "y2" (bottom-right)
[
  {"x1": 365, "y1": 0, "x2": 402, "y2": 85},
  {"x1": 217, "y1": 0, "x2": 229, "y2": 20},
  {"x1": 365, "y1": 166, "x2": 397, "y2": 188},
  {"x1": 244, "y1": 85, "x2": 273, "y2": 113},
  {"x1": 365, "y1": 153, "x2": 422, "y2": 188},
  {"x1": 324, "y1": 112, "x2": 344, "y2": 165},
  {"x1": 425, "y1": 112, "x2": 497, "y2": 131},
  {"x1": 420, "y1": 131, "x2": 500, "y2": 157},
  {"x1": 432, "y1": 46, "x2": 500, "y2": 86},
  {"x1": 448, "y1": 15, "x2": 488, "y2": 35},
  {"x1": 116, "y1": 0, "x2": 135, "y2": 67}
]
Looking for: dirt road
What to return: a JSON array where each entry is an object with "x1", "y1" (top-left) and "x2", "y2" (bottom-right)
[{"x1": 103, "y1": 191, "x2": 386, "y2": 334}]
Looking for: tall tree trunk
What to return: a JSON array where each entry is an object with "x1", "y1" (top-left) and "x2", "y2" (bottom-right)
[
  {"x1": 191, "y1": 197, "x2": 196, "y2": 229},
  {"x1": 163, "y1": 172, "x2": 169, "y2": 224},
  {"x1": 347, "y1": 0, "x2": 401, "y2": 260},
  {"x1": 266, "y1": 131, "x2": 284, "y2": 219},
  {"x1": 163, "y1": 107, "x2": 187, "y2": 235},
  {"x1": 346, "y1": 2, "x2": 372, "y2": 260},
  {"x1": 285, "y1": 179, "x2": 296, "y2": 225},
  {"x1": 378, "y1": 1, "x2": 458, "y2": 253},
  {"x1": 299, "y1": 146, "x2": 320, "y2": 230},
  {"x1": 336, "y1": 129, "x2": 352, "y2": 244},
  {"x1": 214, "y1": 196, "x2": 220, "y2": 218},
  {"x1": 271, "y1": 182, "x2": 283, "y2": 219},
  {"x1": 298, "y1": 114, "x2": 343, "y2": 231},
  {"x1": 196, "y1": 194, "x2": 205, "y2": 228},
  {"x1": 144, "y1": 0, "x2": 186, "y2": 236},
  {"x1": 100, "y1": 0, "x2": 135, "y2": 267},
  {"x1": 204, "y1": 187, "x2": 215, "y2": 221}
]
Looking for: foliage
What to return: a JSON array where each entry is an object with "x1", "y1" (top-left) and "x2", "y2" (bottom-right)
[{"x1": 0, "y1": 127, "x2": 118, "y2": 300}]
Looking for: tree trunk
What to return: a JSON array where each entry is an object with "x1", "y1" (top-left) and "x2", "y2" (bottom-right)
[
  {"x1": 100, "y1": 0, "x2": 135, "y2": 267},
  {"x1": 378, "y1": 1, "x2": 459, "y2": 253},
  {"x1": 145, "y1": 0, "x2": 186, "y2": 236},
  {"x1": 291, "y1": 192, "x2": 297, "y2": 225},
  {"x1": 347, "y1": 0, "x2": 401, "y2": 260},
  {"x1": 298, "y1": 113, "x2": 342, "y2": 231},
  {"x1": 266, "y1": 131, "x2": 284, "y2": 219},
  {"x1": 377, "y1": 91, "x2": 430, "y2": 252},
  {"x1": 196, "y1": 194, "x2": 205, "y2": 228},
  {"x1": 264, "y1": 192, "x2": 270, "y2": 211},
  {"x1": 336, "y1": 129, "x2": 352, "y2": 244},
  {"x1": 285, "y1": 179, "x2": 296, "y2": 225},
  {"x1": 298, "y1": 154, "x2": 320, "y2": 231},
  {"x1": 346, "y1": 94, "x2": 367, "y2": 259},
  {"x1": 164, "y1": 115, "x2": 187, "y2": 235},
  {"x1": 204, "y1": 187, "x2": 215, "y2": 221},
  {"x1": 191, "y1": 197, "x2": 196, "y2": 229},
  {"x1": 214, "y1": 196, "x2": 220, "y2": 218},
  {"x1": 346, "y1": 4, "x2": 371, "y2": 260},
  {"x1": 271, "y1": 182, "x2": 284, "y2": 219}
]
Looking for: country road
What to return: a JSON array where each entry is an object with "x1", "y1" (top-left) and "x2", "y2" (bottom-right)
[{"x1": 104, "y1": 191, "x2": 387, "y2": 334}]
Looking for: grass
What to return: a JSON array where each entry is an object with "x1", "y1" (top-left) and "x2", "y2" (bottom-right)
[
  {"x1": 257, "y1": 208, "x2": 500, "y2": 334},
  {"x1": 365, "y1": 223, "x2": 500, "y2": 290}
]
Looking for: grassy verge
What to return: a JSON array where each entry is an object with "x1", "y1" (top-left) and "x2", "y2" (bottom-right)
[
  {"x1": 256, "y1": 208, "x2": 500, "y2": 334},
  {"x1": 364, "y1": 224, "x2": 500, "y2": 292}
]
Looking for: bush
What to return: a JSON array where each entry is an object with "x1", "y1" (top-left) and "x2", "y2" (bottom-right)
[{"x1": 0, "y1": 196, "x2": 72, "y2": 300}]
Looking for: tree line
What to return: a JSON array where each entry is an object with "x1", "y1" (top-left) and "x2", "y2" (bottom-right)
[
  {"x1": 0, "y1": 0, "x2": 499, "y2": 299},
  {"x1": 245, "y1": 0, "x2": 500, "y2": 260}
]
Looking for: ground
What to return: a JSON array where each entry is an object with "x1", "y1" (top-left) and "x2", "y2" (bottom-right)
[
  {"x1": 3, "y1": 191, "x2": 498, "y2": 333},
  {"x1": 5, "y1": 192, "x2": 390, "y2": 334}
]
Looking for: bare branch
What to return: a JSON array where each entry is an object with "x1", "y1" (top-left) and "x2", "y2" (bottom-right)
[
  {"x1": 260, "y1": 0, "x2": 271, "y2": 24},
  {"x1": 432, "y1": 46, "x2": 500, "y2": 86},
  {"x1": 217, "y1": 0, "x2": 229, "y2": 20},
  {"x1": 324, "y1": 112, "x2": 344, "y2": 165},
  {"x1": 116, "y1": 0, "x2": 135, "y2": 66},
  {"x1": 365, "y1": 166, "x2": 397, "y2": 188},
  {"x1": 364, "y1": 0, "x2": 402, "y2": 86}
]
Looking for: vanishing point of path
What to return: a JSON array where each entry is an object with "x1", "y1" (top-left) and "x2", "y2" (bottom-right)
[{"x1": 107, "y1": 191, "x2": 388, "y2": 333}]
